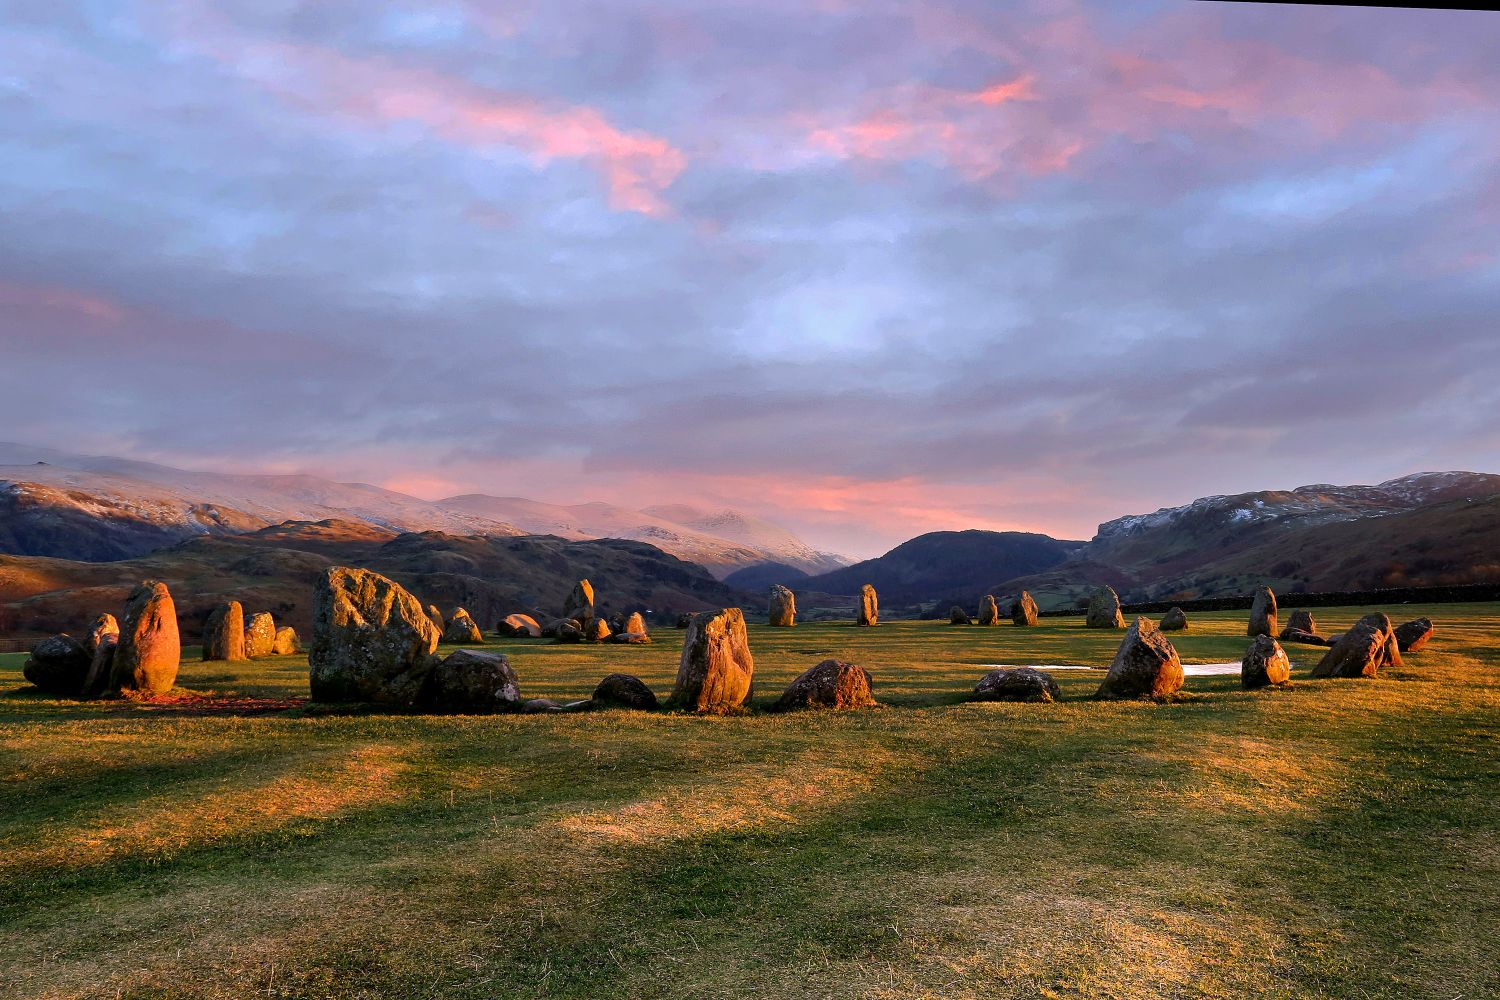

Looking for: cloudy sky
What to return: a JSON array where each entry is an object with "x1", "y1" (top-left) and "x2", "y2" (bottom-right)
[{"x1": 2, "y1": 1, "x2": 1498, "y2": 557}]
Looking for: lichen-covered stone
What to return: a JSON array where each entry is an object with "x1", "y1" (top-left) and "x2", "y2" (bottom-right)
[
  {"x1": 1010, "y1": 592, "x2": 1040, "y2": 627},
  {"x1": 857, "y1": 584, "x2": 878, "y2": 626},
  {"x1": 272, "y1": 627, "x2": 300, "y2": 655},
  {"x1": 978, "y1": 595, "x2": 1000, "y2": 626},
  {"x1": 1394, "y1": 617, "x2": 1434, "y2": 653},
  {"x1": 1085, "y1": 587, "x2": 1125, "y2": 629},
  {"x1": 1096, "y1": 616, "x2": 1183, "y2": 699},
  {"x1": 1248, "y1": 587, "x2": 1278, "y2": 638},
  {"x1": 771, "y1": 658, "x2": 875, "y2": 712},
  {"x1": 973, "y1": 666, "x2": 1061, "y2": 703},
  {"x1": 245, "y1": 611, "x2": 277, "y2": 658},
  {"x1": 202, "y1": 601, "x2": 246, "y2": 662},
  {"x1": 308, "y1": 567, "x2": 439, "y2": 704},
  {"x1": 1241, "y1": 635, "x2": 1291, "y2": 689},
  {"x1": 768, "y1": 585, "x2": 797, "y2": 627},
  {"x1": 669, "y1": 608, "x2": 754, "y2": 713},
  {"x1": 111, "y1": 580, "x2": 180, "y2": 695},
  {"x1": 427, "y1": 649, "x2": 520, "y2": 712}
]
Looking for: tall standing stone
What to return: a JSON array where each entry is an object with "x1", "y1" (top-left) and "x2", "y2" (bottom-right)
[
  {"x1": 857, "y1": 584, "x2": 878, "y2": 626},
  {"x1": 308, "y1": 566, "x2": 440, "y2": 704},
  {"x1": 202, "y1": 601, "x2": 246, "y2": 662},
  {"x1": 111, "y1": 580, "x2": 180, "y2": 695},
  {"x1": 1085, "y1": 587, "x2": 1125, "y2": 629},
  {"x1": 1011, "y1": 592, "x2": 1040, "y2": 627},
  {"x1": 768, "y1": 584, "x2": 797, "y2": 627},
  {"x1": 669, "y1": 608, "x2": 754, "y2": 713},
  {"x1": 1096, "y1": 617, "x2": 1183, "y2": 699},
  {"x1": 1248, "y1": 587, "x2": 1277, "y2": 638},
  {"x1": 245, "y1": 611, "x2": 277, "y2": 657},
  {"x1": 563, "y1": 580, "x2": 595, "y2": 623},
  {"x1": 978, "y1": 595, "x2": 1000, "y2": 626}
]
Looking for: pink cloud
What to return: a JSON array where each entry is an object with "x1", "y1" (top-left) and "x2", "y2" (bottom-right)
[{"x1": 0, "y1": 280, "x2": 128, "y2": 323}]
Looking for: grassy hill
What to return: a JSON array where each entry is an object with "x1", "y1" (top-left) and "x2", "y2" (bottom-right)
[{"x1": 2, "y1": 604, "x2": 1496, "y2": 998}]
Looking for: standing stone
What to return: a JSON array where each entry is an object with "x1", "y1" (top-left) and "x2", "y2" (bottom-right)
[
  {"x1": 81, "y1": 634, "x2": 118, "y2": 699},
  {"x1": 1241, "y1": 635, "x2": 1291, "y2": 689},
  {"x1": 111, "y1": 580, "x2": 180, "y2": 695},
  {"x1": 1096, "y1": 617, "x2": 1183, "y2": 699},
  {"x1": 1248, "y1": 587, "x2": 1277, "y2": 638},
  {"x1": 1284, "y1": 609, "x2": 1318, "y2": 636},
  {"x1": 591, "y1": 673, "x2": 659, "y2": 710},
  {"x1": 427, "y1": 604, "x2": 447, "y2": 634},
  {"x1": 611, "y1": 611, "x2": 650, "y2": 644},
  {"x1": 973, "y1": 666, "x2": 1061, "y2": 704},
  {"x1": 768, "y1": 585, "x2": 797, "y2": 627},
  {"x1": 1394, "y1": 618, "x2": 1434, "y2": 653},
  {"x1": 563, "y1": 580, "x2": 595, "y2": 623},
  {"x1": 1159, "y1": 607, "x2": 1188, "y2": 631},
  {"x1": 555, "y1": 620, "x2": 584, "y2": 643},
  {"x1": 770, "y1": 658, "x2": 875, "y2": 712},
  {"x1": 202, "y1": 601, "x2": 246, "y2": 662},
  {"x1": 949, "y1": 606, "x2": 972, "y2": 625},
  {"x1": 1011, "y1": 592, "x2": 1040, "y2": 627},
  {"x1": 857, "y1": 584, "x2": 879, "y2": 626},
  {"x1": 1311, "y1": 614, "x2": 1397, "y2": 679},
  {"x1": 669, "y1": 608, "x2": 754, "y2": 713},
  {"x1": 244, "y1": 611, "x2": 277, "y2": 658},
  {"x1": 426, "y1": 649, "x2": 521, "y2": 712},
  {"x1": 308, "y1": 567, "x2": 440, "y2": 704},
  {"x1": 272, "y1": 627, "x2": 301, "y2": 655},
  {"x1": 585, "y1": 616, "x2": 613, "y2": 643},
  {"x1": 22, "y1": 635, "x2": 91, "y2": 696},
  {"x1": 978, "y1": 595, "x2": 1000, "y2": 626},
  {"x1": 1085, "y1": 587, "x2": 1125, "y2": 629},
  {"x1": 442, "y1": 608, "x2": 484, "y2": 644},
  {"x1": 85, "y1": 614, "x2": 119, "y2": 657},
  {"x1": 497, "y1": 614, "x2": 542, "y2": 638}
]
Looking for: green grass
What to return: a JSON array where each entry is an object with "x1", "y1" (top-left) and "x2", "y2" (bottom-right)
[{"x1": 1, "y1": 604, "x2": 1497, "y2": 999}]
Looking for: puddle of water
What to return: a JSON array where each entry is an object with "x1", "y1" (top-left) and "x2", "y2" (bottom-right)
[{"x1": 981, "y1": 662, "x2": 1243, "y2": 677}]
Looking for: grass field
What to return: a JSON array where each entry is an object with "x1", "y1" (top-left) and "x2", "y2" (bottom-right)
[{"x1": 1, "y1": 604, "x2": 1497, "y2": 999}]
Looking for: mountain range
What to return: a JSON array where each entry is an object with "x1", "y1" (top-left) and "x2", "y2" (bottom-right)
[{"x1": 0, "y1": 443, "x2": 846, "y2": 578}]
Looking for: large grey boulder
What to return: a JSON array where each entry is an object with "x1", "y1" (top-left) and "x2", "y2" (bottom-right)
[
  {"x1": 1010, "y1": 592, "x2": 1040, "y2": 627},
  {"x1": 23, "y1": 634, "x2": 91, "y2": 696},
  {"x1": 442, "y1": 608, "x2": 484, "y2": 644},
  {"x1": 202, "y1": 601, "x2": 247, "y2": 662},
  {"x1": 770, "y1": 658, "x2": 875, "y2": 712},
  {"x1": 856, "y1": 584, "x2": 878, "y2": 626},
  {"x1": 1248, "y1": 587, "x2": 1277, "y2": 638},
  {"x1": 308, "y1": 567, "x2": 440, "y2": 704},
  {"x1": 978, "y1": 595, "x2": 1000, "y2": 626},
  {"x1": 1311, "y1": 613, "x2": 1398, "y2": 679},
  {"x1": 973, "y1": 666, "x2": 1061, "y2": 703},
  {"x1": 1085, "y1": 587, "x2": 1125, "y2": 629},
  {"x1": 1241, "y1": 635, "x2": 1291, "y2": 689},
  {"x1": 669, "y1": 608, "x2": 754, "y2": 713},
  {"x1": 111, "y1": 581, "x2": 180, "y2": 695},
  {"x1": 563, "y1": 580, "x2": 595, "y2": 623},
  {"x1": 426, "y1": 649, "x2": 520, "y2": 712},
  {"x1": 1096, "y1": 617, "x2": 1183, "y2": 699},
  {"x1": 768, "y1": 585, "x2": 797, "y2": 627}
]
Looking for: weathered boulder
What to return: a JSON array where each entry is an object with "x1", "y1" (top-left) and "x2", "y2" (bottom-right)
[
  {"x1": 1284, "y1": 610, "x2": 1318, "y2": 636},
  {"x1": 622, "y1": 612, "x2": 648, "y2": 638},
  {"x1": 1010, "y1": 592, "x2": 1040, "y2": 627},
  {"x1": 949, "y1": 606, "x2": 972, "y2": 625},
  {"x1": 427, "y1": 604, "x2": 447, "y2": 634},
  {"x1": 245, "y1": 611, "x2": 277, "y2": 658},
  {"x1": 585, "y1": 617, "x2": 612, "y2": 643},
  {"x1": 1394, "y1": 617, "x2": 1434, "y2": 653},
  {"x1": 81, "y1": 634, "x2": 118, "y2": 699},
  {"x1": 768, "y1": 585, "x2": 797, "y2": 627},
  {"x1": 442, "y1": 608, "x2": 484, "y2": 644},
  {"x1": 563, "y1": 580, "x2": 595, "y2": 623},
  {"x1": 1248, "y1": 587, "x2": 1277, "y2": 638},
  {"x1": 1241, "y1": 635, "x2": 1291, "y2": 689},
  {"x1": 111, "y1": 580, "x2": 180, "y2": 695},
  {"x1": 1096, "y1": 617, "x2": 1183, "y2": 699},
  {"x1": 272, "y1": 627, "x2": 300, "y2": 655},
  {"x1": 202, "y1": 601, "x2": 247, "y2": 662},
  {"x1": 609, "y1": 612, "x2": 650, "y2": 644},
  {"x1": 669, "y1": 608, "x2": 754, "y2": 713},
  {"x1": 85, "y1": 614, "x2": 119, "y2": 657},
  {"x1": 591, "y1": 673, "x2": 659, "y2": 710},
  {"x1": 497, "y1": 614, "x2": 542, "y2": 638},
  {"x1": 857, "y1": 584, "x2": 878, "y2": 626},
  {"x1": 1311, "y1": 614, "x2": 1397, "y2": 679},
  {"x1": 770, "y1": 658, "x2": 875, "y2": 712},
  {"x1": 973, "y1": 666, "x2": 1061, "y2": 704},
  {"x1": 1159, "y1": 607, "x2": 1188, "y2": 631},
  {"x1": 978, "y1": 594, "x2": 1001, "y2": 626},
  {"x1": 23, "y1": 634, "x2": 91, "y2": 696},
  {"x1": 1085, "y1": 587, "x2": 1125, "y2": 629},
  {"x1": 308, "y1": 567, "x2": 440, "y2": 704},
  {"x1": 426, "y1": 649, "x2": 520, "y2": 712},
  {"x1": 554, "y1": 620, "x2": 584, "y2": 643}
]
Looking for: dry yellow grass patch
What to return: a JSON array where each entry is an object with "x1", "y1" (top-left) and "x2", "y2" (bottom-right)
[{"x1": 1147, "y1": 734, "x2": 1354, "y2": 819}]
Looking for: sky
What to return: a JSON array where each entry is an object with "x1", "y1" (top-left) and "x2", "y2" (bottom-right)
[{"x1": 2, "y1": 1, "x2": 1499, "y2": 559}]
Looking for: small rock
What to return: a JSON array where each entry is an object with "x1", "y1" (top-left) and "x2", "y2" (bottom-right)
[
  {"x1": 442, "y1": 608, "x2": 484, "y2": 644},
  {"x1": 585, "y1": 617, "x2": 612, "y2": 643},
  {"x1": 771, "y1": 658, "x2": 875, "y2": 712},
  {"x1": 522, "y1": 698, "x2": 562, "y2": 714},
  {"x1": 1394, "y1": 617, "x2": 1434, "y2": 653},
  {"x1": 1159, "y1": 607, "x2": 1188, "y2": 631},
  {"x1": 972, "y1": 666, "x2": 1061, "y2": 703}
]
